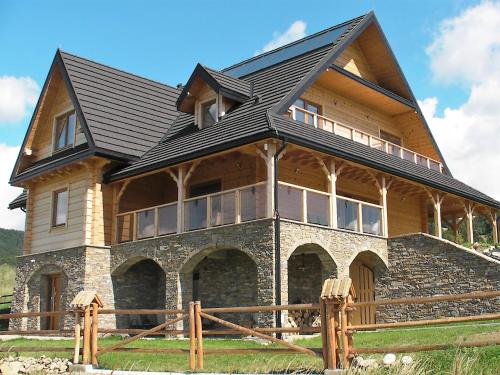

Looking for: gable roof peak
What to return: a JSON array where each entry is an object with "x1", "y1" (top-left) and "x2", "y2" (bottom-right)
[{"x1": 176, "y1": 63, "x2": 252, "y2": 113}]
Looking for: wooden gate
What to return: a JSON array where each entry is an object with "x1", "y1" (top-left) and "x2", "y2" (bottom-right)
[{"x1": 350, "y1": 261, "x2": 375, "y2": 325}]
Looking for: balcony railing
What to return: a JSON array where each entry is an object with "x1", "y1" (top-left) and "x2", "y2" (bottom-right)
[
  {"x1": 289, "y1": 106, "x2": 443, "y2": 173},
  {"x1": 116, "y1": 182, "x2": 267, "y2": 243},
  {"x1": 278, "y1": 182, "x2": 383, "y2": 236},
  {"x1": 116, "y1": 181, "x2": 384, "y2": 243}
]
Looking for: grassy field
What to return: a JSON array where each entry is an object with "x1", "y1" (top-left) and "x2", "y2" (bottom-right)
[
  {"x1": 0, "y1": 264, "x2": 15, "y2": 297},
  {"x1": 0, "y1": 320, "x2": 499, "y2": 374}
]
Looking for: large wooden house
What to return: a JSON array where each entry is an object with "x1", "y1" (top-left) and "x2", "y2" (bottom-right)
[{"x1": 9, "y1": 12, "x2": 500, "y2": 330}]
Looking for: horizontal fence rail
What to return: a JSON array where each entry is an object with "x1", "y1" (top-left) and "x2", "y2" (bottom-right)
[{"x1": 1, "y1": 287, "x2": 499, "y2": 371}]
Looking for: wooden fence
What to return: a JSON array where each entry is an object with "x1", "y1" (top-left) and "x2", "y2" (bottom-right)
[{"x1": 0, "y1": 284, "x2": 499, "y2": 370}]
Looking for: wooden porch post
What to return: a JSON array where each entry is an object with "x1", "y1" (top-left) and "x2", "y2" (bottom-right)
[
  {"x1": 266, "y1": 143, "x2": 276, "y2": 218},
  {"x1": 427, "y1": 191, "x2": 444, "y2": 239},
  {"x1": 490, "y1": 211, "x2": 498, "y2": 244},
  {"x1": 380, "y1": 177, "x2": 389, "y2": 237},
  {"x1": 177, "y1": 166, "x2": 185, "y2": 233},
  {"x1": 463, "y1": 203, "x2": 475, "y2": 243},
  {"x1": 434, "y1": 196, "x2": 443, "y2": 239},
  {"x1": 329, "y1": 160, "x2": 338, "y2": 229}
]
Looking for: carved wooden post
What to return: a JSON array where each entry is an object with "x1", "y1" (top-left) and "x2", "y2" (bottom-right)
[
  {"x1": 194, "y1": 301, "x2": 204, "y2": 369},
  {"x1": 82, "y1": 305, "x2": 91, "y2": 365},
  {"x1": 463, "y1": 202, "x2": 475, "y2": 243},
  {"x1": 73, "y1": 310, "x2": 81, "y2": 364},
  {"x1": 266, "y1": 143, "x2": 276, "y2": 218},
  {"x1": 91, "y1": 302, "x2": 99, "y2": 366}
]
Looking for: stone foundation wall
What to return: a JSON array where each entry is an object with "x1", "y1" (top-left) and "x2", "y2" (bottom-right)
[
  {"x1": 377, "y1": 234, "x2": 500, "y2": 322},
  {"x1": 110, "y1": 219, "x2": 276, "y2": 327},
  {"x1": 279, "y1": 221, "x2": 388, "y2": 306}
]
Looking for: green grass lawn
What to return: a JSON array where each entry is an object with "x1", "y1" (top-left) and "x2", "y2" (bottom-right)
[{"x1": 0, "y1": 321, "x2": 499, "y2": 374}]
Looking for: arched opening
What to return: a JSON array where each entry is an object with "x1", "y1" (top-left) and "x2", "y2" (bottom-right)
[
  {"x1": 180, "y1": 248, "x2": 258, "y2": 328},
  {"x1": 27, "y1": 265, "x2": 68, "y2": 330},
  {"x1": 112, "y1": 258, "x2": 166, "y2": 329},
  {"x1": 349, "y1": 251, "x2": 387, "y2": 325},
  {"x1": 287, "y1": 244, "x2": 337, "y2": 327}
]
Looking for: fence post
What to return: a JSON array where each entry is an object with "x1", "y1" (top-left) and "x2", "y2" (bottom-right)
[
  {"x1": 73, "y1": 310, "x2": 81, "y2": 364},
  {"x1": 91, "y1": 302, "x2": 99, "y2": 366},
  {"x1": 319, "y1": 298, "x2": 328, "y2": 369},
  {"x1": 189, "y1": 302, "x2": 196, "y2": 370},
  {"x1": 327, "y1": 301, "x2": 338, "y2": 369},
  {"x1": 194, "y1": 301, "x2": 204, "y2": 370},
  {"x1": 340, "y1": 298, "x2": 350, "y2": 369},
  {"x1": 82, "y1": 305, "x2": 91, "y2": 365}
]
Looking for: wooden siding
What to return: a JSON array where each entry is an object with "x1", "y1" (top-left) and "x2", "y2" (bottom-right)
[
  {"x1": 387, "y1": 191, "x2": 423, "y2": 237},
  {"x1": 27, "y1": 159, "x2": 112, "y2": 254},
  {"x1": 21, "y1": 67, "x2": 87, "y2": 167},
  {"x1": 29, "y1": 167, "x2": 89, "y2": 253},
  {"x1": 334, "y1": 41, "x2": 379, "y2": 84},
  {"x1": 301, "y1": 84, "x2": 403, "y2": 142}
]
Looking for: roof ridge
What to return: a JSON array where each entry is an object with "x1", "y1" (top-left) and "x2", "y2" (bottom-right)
[
  {"x1": 221, "y1": 14, "x2": 367, "y2": 73},
  {"x1": 59, "y1": 49, "x2": 181, "y2": 93}
]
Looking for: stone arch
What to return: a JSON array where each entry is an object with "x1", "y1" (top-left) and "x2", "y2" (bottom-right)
[
  {"x1": 286, "y1": 243, "x2": 338, "y2": 305},
  {"x1": 179, "y1": 246, "x2": 259, "y2": 328},
  {"x1": 111, "y1": 257, "x2": 166, "y2": 329},
  {"x1": 26, "y1": 264, "x2": 69, "y2": 330},
  {"x1": 348, "y1": 250, "x2": 388, "y2": 325}
]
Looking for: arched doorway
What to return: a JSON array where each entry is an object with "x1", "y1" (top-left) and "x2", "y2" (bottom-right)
[
  {"x1": 180, "y1": 248, "x2": 258, "y2": 328},
  {"x1": 349, "y1": 251, "x2": 387, "y2": 325},
  {"x1": 112, "y1": 258, "x2": 166, "y2": 329},
  {"x1": 287, "y1": 244, "x2": 337, "y2": 327}
]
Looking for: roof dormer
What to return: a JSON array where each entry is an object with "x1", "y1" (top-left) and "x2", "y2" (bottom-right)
[{"x1": 176, "y1": 64, "x2": 252, "y2": 128}]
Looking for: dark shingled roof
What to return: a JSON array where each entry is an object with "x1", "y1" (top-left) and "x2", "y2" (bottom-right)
[
  {"x1": 268, "y1": 114, "x2": 500, "y2": 209},
  {"x1": 11, "y1": 13, "x2": 500, "y2": 211},
  {"x1": 202, "y1": 66, "x2": 252, "y2": 98},
  {"x1": 60, "y1": 51, "x2": 181, "y2": 158},
  {"x1": 8, "y1": 190, "x2": 27, "y2": 210}
]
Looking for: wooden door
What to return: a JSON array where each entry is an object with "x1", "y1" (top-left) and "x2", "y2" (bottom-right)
[
  {"x1": 47, "y1": 274, "x2": 61, "y2": 330},
  {"x1": 350, "y1": 261, "x2": 375, "y2": 325}
]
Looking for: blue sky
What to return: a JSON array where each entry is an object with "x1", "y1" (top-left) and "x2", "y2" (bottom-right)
[
  {"x1": 0, "y1": 0, "x2": 473, "y2": 144},
  {"x1": 1, "y1": 0, "x2": 499, "y2": 229}
]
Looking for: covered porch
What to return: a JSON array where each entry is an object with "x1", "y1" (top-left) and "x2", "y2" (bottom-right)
[{"x1": 110, "y1": 141, "x2": 499, "y2": 245}]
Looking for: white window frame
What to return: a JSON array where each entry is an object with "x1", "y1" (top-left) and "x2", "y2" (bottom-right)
[
  {"x1": 52, "y1": 107, "x2": 78, "y2": 155},
  {"x1": 196, "y1": 94, "x2": 221, "y2": 129},
  {"x1": 50, "y1": 186, "x2": 69, "y2": 230}
]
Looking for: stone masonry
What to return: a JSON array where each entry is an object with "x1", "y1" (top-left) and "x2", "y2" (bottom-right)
[
  {"x1": 10, "y1": 220, "x2": 500, "y2": 331},
  {"x1": 377, "y1": 233, "x2": 500, "y2": 321}
]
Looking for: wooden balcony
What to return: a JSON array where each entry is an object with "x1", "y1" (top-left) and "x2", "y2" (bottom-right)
[
  {"x1": 278, "y1": 182, "x2": 383, "y2": 236},
  {"x1": 115, "y1": 180, "x2": 383, "y2": 244},
  {"x1": 289, "y1": 105, "x2": 443, "y2": 173}
]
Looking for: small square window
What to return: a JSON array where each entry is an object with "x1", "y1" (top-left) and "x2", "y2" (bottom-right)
[
  {"x1": 54, "y1": 111, "x2": 77, "y2": 152},
  {"x1": 201, "y1": 100, "x2": 217, "y2": 127},
  {"x1": 52, "y1": 189, "x2": 68, "y2": 227}
]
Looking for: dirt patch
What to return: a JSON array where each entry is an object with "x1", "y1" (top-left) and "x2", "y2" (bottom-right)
[{"x1": 459, "y1": 330, "x2": 500, "y2": 343}]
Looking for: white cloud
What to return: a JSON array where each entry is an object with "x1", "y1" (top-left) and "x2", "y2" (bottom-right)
[
  {"x1": 0, "y1": 144, "x2": 25, "y2": 230},
  {"x1": 255, "y1": 20, "x2": 307, "y2": 55},
  {"x1": 421, "y1": 1, "x2": 500, "y2": 201},
  {"x1": 0, "y1": 76, "x2": 40, "y2": 123}
]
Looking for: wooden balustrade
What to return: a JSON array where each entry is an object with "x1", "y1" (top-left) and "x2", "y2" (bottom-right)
[{"x1": 290, "y1": 106, "x2": 443, "y2": 173}]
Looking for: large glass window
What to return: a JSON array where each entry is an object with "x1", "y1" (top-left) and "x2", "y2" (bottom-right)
[
  {"x1": 54, "y1": 111, "x2": 77, "y2": 151},
  {"x1": 294, "y1": 98, "x2": 321, "y2": 126},
  {"x1": 201, "y1": 99, "x2": 217, "y2": 127},
  {"x1": 52, "y1": 189, "x2": 68, "y2": 227}
]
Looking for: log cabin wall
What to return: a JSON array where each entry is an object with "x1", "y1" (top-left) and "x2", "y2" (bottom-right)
[
  {"x1": 187, "y1": 152, "x2": 264, "y2": 195},
  {"x1": 28, "y1": 69, "x2": 87, "y2": 164},
  {"x1": 301, "y1": 83, "x2": 404, "y2": 143},
  {"x1": 334, "y1": 41, "x2": 379, "y2": 84},
  {"x1": 29, "y1": 167, "x2": 90, "y2": 254}
]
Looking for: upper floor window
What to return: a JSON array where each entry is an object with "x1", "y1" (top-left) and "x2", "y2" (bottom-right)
[
  {"x1": 52, "y1": 189, "x2": 68, "y2": 227},
  {"x1": 54, "y1": 111, "x2": 77, "y2": 152},
  {"x1": 294, "y1": 98, "x2": 321, "y2": 126},
  {"x1": 201, "y1": 99, "x2": 217, "y2": 128}
]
